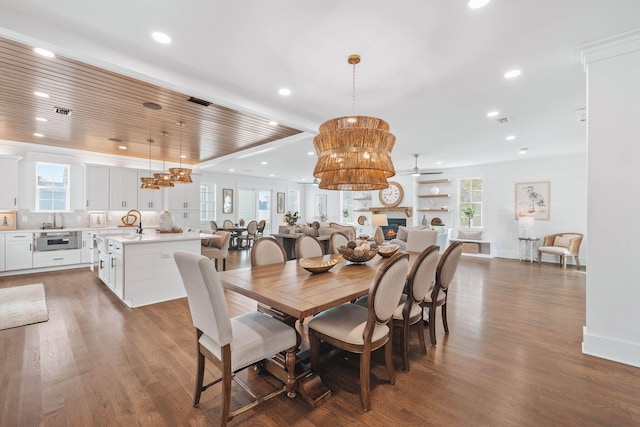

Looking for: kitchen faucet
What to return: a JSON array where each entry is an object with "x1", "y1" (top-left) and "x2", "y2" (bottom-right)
[{"x1": 136, "y1": 220, "x2": 143, "y2": 235}]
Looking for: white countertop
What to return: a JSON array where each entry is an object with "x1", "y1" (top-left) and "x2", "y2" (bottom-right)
[{"x1": 107, "y1": 232, "x2": 216, "y2": 244}]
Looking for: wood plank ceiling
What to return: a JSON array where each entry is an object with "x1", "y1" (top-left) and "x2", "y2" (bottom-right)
[{"x1": 0, "y1": 37, "x2": 303, "y2": 165}]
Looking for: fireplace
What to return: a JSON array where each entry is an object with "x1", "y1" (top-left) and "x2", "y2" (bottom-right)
[{"x1": 381, "y1": 219, "x2": 406, "y2": 240}]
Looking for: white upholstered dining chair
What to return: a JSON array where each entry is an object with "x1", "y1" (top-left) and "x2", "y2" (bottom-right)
[
  {"x1": 295, "y1": 234, "x2": 324, "y2": 259},
  {"x1": 201, "y1": 231, "x2": 231, "y2": 271},
  {"x1": 173, "y1": 251, "x2": 297, "y2": 427},
  {"x1": 308, "y1": 252, "x2": 410, "y2": 411},
  {"x1": 329, "y1": 231, "x2": 350, "y2": 254}
]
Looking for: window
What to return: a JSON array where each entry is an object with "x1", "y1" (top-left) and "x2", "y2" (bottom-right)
[
  {"x1": 458, "y1": 178, "x2": 483, "y2": 228},
  {"x1": 238, "y1": 189, "x2": 272, "y2": 232},
  {"x1": 287, "y1": 190, "x2": 299, "y2": 213},
  {"x1": 200, "y1": 182, "x2": 216, "y2": 221},
  {"x1": 36, "y1": 162, "x2": 70, "y2": 212},
  {"x1": 341, "y1": 191, "x2": 354, "y2": 223}
]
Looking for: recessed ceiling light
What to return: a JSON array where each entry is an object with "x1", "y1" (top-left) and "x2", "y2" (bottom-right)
[
  {"x1": 35, "y1": 117, "x2": 48, "y2": 122},
  {"x1": 33, "y1": 133, "x2": 44, "y2": 137},
  {"x1": 118, "y1": 145, "x2": 127, "y2": 150},
  {"x1": 261, "y1": 161, "x2": 268, "y2": 165},
  {"x1": 468, "y1": 0, "x2": 490, "y2": 9},
  {"x1": 435, "y1": 161, "x2": 443, "y2": 165},
  {"x1": 519, "y1": 148, "x2": 528, "y2": 154},
  {"x1": 506, "y1": 135, "x2": 516, "y2": 141},
  {"x1": 34, "y1": 47, "x2": 55, "y2": 58},
  {"x1": 307, "y1": 152, "x2": 314, "y2": 156},
  {"x1": 278, "y1": 88, "x2": 291, "y2": 96},
  {"x1": 268, "y1": 120, "x2": 278, "y2": 126},
  {"x1": 486, "y1": 111, "x2": 500, "y2": 117},
  {"x1": 504, "y1": 69, "x2": 522, "y2": 79},
  {"x1": 180, "y1": 155, "x2": 187, "y2": 159},
  {"x1": 270, "y1": 174, "x2": 275, "y2": 177},
  {"x1": 142, "y1": 102, "x2": 162, "y2": 110},
  {"x1": 151, "y1": 32, "x2": 172, "y2": 44},
  {"x1": 34, "y1": 91, "x2": 50, "y2": 98},
  {"x1": 229, "y1": 168, "x2": 235, "y2": 172}
]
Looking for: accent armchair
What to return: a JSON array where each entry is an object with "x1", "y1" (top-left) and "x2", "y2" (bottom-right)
[{"x1": 537, "y1": 233, "x2": 583, "y2": 269}]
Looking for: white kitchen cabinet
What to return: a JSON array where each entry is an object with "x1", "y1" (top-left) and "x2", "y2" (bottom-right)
[
  {"x1": 108, "y1": 240, "x2": 123, "y2": 297},
  {"x1": 0, "y1": 157, "x2": 19, "y2": 209},
  {"x1": 168, "y1": 174, "x2": 201, "y2": 210},
  {"x1": 109, "y1": 168, "x2": 139, "y2": 210},
  {"x1": 33, "y1": 249, "x2": 82, "y2": 268},
  {"x1": 85, "y1": 165, "x2": 110, "y2": 210},
  {"x1": 0, "y1": 234, "x2": 5, "y2": 272},
  {"x1": 137, "y1": 171, "x2": 163, "y2": 210},
  {"x1": 81, "y1": 231, "x2": 94, "y2": 264},
  {"x1": 5, "y1": 232, "x2": 33, "y2": 271},
  {"x1": 171, "y1": 210, "x2": 201, "y2": 229}
]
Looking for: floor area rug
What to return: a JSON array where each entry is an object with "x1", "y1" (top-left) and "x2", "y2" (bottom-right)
[{"x1": 0, "y1": 283, "x2": 49, "y2": 331}]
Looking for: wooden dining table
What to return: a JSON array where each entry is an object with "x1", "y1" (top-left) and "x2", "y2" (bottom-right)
[
  {"x1": 217, "y1": 226, "x2": 247, "y2": 249},
  {"x1": 217, "y1": 252, "x2": 410, "y2": 406}
]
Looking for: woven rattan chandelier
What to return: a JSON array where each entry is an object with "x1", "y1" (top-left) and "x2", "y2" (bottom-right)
[
  {"x1": 153, "y1": 131, "x2": 175, "y2": 187},
  {"x1": 140, "y1": 137, "x2": 160, "y2": 190},
  {"x1": 313, "y1": 54, "x2": 396, "y2": 191},
  {"x1": 169, "y1": 121, "x2": 192, "y2": 184}
]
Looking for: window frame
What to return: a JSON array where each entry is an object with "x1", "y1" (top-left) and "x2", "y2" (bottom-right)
[
  {"x1": 35, "y1": 161, "x2": 70, "y2": 212},
  {"x1": 458, "y1": 177, "x2": 483, "y2": 229}
]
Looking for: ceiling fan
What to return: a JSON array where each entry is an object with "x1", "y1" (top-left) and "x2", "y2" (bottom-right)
[{"x1": 400, "y1": 154, "x2": 443, "y2": 176}]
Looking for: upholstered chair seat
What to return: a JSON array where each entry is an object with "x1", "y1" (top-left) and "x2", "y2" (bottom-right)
[
  {"x1": 308, "y1": 304, "x2": 390, "y2": 345},
  {"x1": 201, "y1": 231, "x2": 231, "y2": 271}
]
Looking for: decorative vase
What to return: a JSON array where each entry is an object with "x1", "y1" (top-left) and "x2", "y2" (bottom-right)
[
  {"x1": 430, "y1": 185, "x2": 440, "y2": 195},
  {"x1": 421, "y1": 215, "x2": 428, "y2": 226},
  {"x1": 159, "y1": 211, "x2": 174, "y2": 232}
]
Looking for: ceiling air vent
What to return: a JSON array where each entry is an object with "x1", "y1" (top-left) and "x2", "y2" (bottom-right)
[
  {"x1": 187, "y1": 96, "x2": 212, "y2": 107},
  {"x1": 496, "y1": 117, "x2": 509, "y2": 124},
  {"x1": 54, "y1": 106, "x2": 72, "y2": 116}
]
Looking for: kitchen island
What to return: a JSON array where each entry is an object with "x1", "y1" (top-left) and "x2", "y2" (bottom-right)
[{"x1": 100, "y1": 231, "x2": 216, "y2": 308}]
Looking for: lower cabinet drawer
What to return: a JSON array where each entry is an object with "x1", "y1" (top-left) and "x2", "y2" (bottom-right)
[{"x1": 33, "y1": 250, "x2": 82, "y2": 268}]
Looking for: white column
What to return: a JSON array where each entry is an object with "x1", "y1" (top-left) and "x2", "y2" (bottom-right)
[{"x1": 581, "y1": 30, "x2": 640, "y2": 367}]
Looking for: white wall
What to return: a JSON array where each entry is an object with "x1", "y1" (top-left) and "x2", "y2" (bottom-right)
[{"x1": 582, "y1": 32, "x2": 640, "y2": 367}]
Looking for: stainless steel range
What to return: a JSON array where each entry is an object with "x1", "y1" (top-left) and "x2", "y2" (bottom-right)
[{"x1": 34, "y1": 231, "x2": 82, "y2": 252}]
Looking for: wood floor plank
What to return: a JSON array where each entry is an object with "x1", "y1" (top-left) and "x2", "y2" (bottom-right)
[{"x1": 1, "y1": 255, "x2": 639, "y2": 426}]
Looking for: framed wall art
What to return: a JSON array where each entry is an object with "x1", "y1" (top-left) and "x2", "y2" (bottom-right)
[
  {"x1": 222, "y1": 188, "x2": 233, "y2": 214},
  {"x1": 515, "y1": 181, "x2": 550, "y2": 220},
  {"x1": 0, "y1": 211, "x2": 16, "y2": 230},
  {"x1": 277, "y1": 192, "x2": 285, "y2": 213},
  {"x1": 314, "y1": 194, "x2": 327, "y2": 221},
  {"x1": 89, "y1": 212, "x2": 106, "y2": 228}
]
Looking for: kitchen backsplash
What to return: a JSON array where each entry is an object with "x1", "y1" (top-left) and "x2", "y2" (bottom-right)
[{"x1": 14, "y1": 210, "x2": 161, "y2": 230}]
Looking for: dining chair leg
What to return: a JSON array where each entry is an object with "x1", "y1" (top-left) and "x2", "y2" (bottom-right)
[
  {"x1": 221, "y1": 346, "x2": 232, "y2": 426},
  {"x1": 442, "y1": 303, "x2": 449, "y2": 335},
  {"x1": 194, "y1": 346, "x2": 205, "y2": 407},
  {"x1": 222, "y1": 258, "x2": 226, "y2": 271},
  {"x1": 575, "y1": 255, "x2": 581, "y2": 269},
  {"x1": 213, "y1": 259, "x2": 219, "y2": 271},
  {"x1": 416, "y1": 321, "x2": 427, "y2": 356},
  {"x1": 428, "y1": 306, "x2": 437, "y2": 346},
  {"x1": 384, "y1": 336, "x2": 395, "y2": 385},
  {"x1": 401, "y1": 319, "x2": 410, "y2": 372},
  {"x1": 360, "y1": 349, "x2": 371, "y2": 412}
]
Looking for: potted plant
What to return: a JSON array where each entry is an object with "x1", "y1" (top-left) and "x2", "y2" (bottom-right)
[
  {"x1": 284, "y1": 211, "x2": 300, "y2": 232},
  {"x1": 342, "y1": 208, "x2": 350, "y2": 222},
  {"x1": 462, "y1": 206, "x2": 476, "y2": 228}
]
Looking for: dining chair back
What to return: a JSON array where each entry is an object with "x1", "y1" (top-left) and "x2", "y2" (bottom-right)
[
  {"x1": 201, "y1": 231, "x2": 231, "y2": 271},
  {"x1": 295, "y1": 234, "x2": 324, "y2": 259},
  {"x1": 237, "y1": 220, "x2": 258, "y2": 250},
  {"x1": 395, "y1": 245, "x2": 439, "y2": 371},
  {"x1": 423, "y1": 240, "x2": 463, "y2": 345},
  {"x1": 329, "y1": 231, "x2": 350, "y2": 254},
  {"x1": 308, "y1": 252, "x2": 410, "y2": 411},
  {"x1": 222, "y1": 219, "x2": 234, "y2": 228},
  {"x1": 210, "y1": 221, "x2": 218, "y2": 232},
  {"x1": 251, "y1": 237, "x2": 287, "y2": 266},
  {"x1": 173, "y1": 251, "x2": 297, "y2": 426},
  {"x1": 256, "y1": 219, "x2": 266, "y2": 237}
]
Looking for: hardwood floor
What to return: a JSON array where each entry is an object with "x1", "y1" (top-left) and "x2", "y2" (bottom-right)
[{"x1": 1, "y1": 252, "x2": 639, "y2": 426}]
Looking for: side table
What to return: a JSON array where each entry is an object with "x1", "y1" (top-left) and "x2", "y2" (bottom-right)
[{"x1": 518, "y1": 237, "x2": 540, "y2": 263}]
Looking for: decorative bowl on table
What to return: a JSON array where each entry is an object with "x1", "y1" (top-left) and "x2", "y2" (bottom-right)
[
  {"x1": 299, "y1": 255, "x2": 342, "y2": 274},
  {"x1": 378, "y1": 244, "x2": 400, "y2": 258},
  {"x1": 338, "y1": 241, "x2": 378, "y2": 263}
]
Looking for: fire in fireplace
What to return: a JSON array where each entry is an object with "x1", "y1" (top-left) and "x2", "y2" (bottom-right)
[{"x1": 381, "y1": 219, "x2": 406, "y2": 240}]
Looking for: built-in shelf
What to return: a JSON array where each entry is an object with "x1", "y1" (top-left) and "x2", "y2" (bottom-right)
[
  {"x1": 417, "y1": 194, "x2": 451, "y2": 198},
  {"x1": 418, "y1": 178, "x2": 451, "y2": 185},
  {"x1": 353, "y1": 197, "x2": 372, "y2": 201},
  {"x1": 417, "y1": 208, "x2": 451, "y2": 212},
  {"x1": 368, "y1": 206, "x2": 412, "y2": 217},
  {"x1": 353, "y1": 209, "x2": 370, "y2": 212}
]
